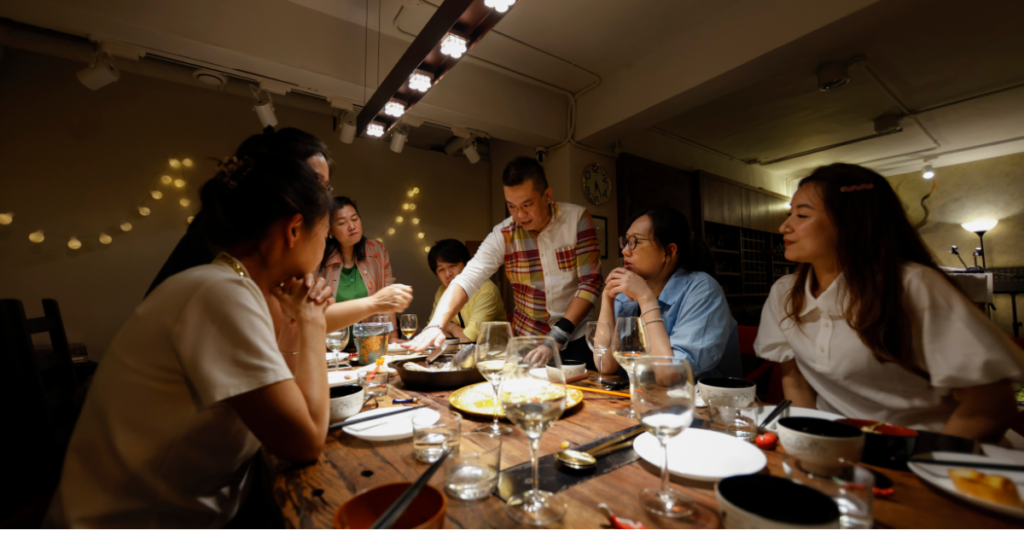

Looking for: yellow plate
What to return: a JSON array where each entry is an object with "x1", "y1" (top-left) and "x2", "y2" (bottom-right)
[{"x1": 449, "y1": 382, "x2": 584, "y2": 418}]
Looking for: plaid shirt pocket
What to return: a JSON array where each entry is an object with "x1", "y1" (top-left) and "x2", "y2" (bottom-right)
[{"x1": 555, "y1": 246, "x2": 575, "y2": 272}]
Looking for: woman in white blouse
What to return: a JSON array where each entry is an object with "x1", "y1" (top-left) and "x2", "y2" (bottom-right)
[
  {"x1": 755, "y1": 163, "x2": 1022, "y2": 441},
  {"x1": 48, "y1": 154, "x2": 336, "y2": 528}
]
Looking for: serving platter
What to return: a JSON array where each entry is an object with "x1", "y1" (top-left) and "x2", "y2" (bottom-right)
[
  {"x1": 908, "y1": 452, "x2": 1024, "y2": 520},
  {"x1": 633, "y1": 428, "x2": 767, "y2": 482},
  {"x1": 449, "y1": 382, "x2": 584, "y2": 418}
]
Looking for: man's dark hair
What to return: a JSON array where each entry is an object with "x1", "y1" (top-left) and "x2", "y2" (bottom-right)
[
  {"x1": 428, "y1": 239, "x2": 472, "y2": 274},
  {"x1": 502, "y1": 156, "x2": 548, "y2": 193}
]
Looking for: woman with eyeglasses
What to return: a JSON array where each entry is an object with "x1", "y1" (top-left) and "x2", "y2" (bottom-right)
[{"x1": 595, "y1": 206, "x2": 741, "y2": 379}]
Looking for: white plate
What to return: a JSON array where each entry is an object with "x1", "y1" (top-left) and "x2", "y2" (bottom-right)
[
  {"x1": 340, "y1": 407, "x2": 439, "y2": 442},
  {"x1": 755, "y1": 405, "x2": 845, "y2": 431},
  {"x1": 327, "y1": 370, "x2": 358, "y2": 387},
  {"x1": 633, "y1": 427, "x2": 767, "y2": 482},
  {"x1": 908, "y1": 452, "x2": 1024, "y2": 519}
]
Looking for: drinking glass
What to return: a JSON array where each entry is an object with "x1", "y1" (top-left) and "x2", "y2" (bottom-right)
[
  {"x1": 474, "y1": 322, "x2": 515, "y2": 436},
  {"x1": 400, "y1": 314, "x2": 418, "y2": 340},
  {"x1": 613, "y1": 317, "x2": 650, "y2": 418},
  {"x1": 412, "y1": 409, "x2": 462, "y2": 463},
  {"x1": 586, "y1": 321, "x2": 623, "y2": 387},
  {"x1": 783, "y1": 456, "x2": 874, "y2": 529},
  {"x1": 326, "y1": 327, "x2": 350, "y2": 369},
  {"x1": 353, "y1": 320, "x2": 390, "y2": 366},
  {"x1": 444, "y1": 432, "x2": 502, "y2": 500},
  {"x1": 707, "y1": 395, "x2": 758, "y2": 442},
  {"x1": 632, "y1": 356, "x2": 696, "y2": 518},
  {"x1": 358, "y1": 369, "x2": 389, "y2": 405},
  {"x1": 499, "y1": 336, "x2": 567, "y2": 526}
]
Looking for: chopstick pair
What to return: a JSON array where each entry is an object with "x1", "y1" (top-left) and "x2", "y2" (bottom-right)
[
  {"x1": 758, "y1": 399, "x2": 792, "y2": 431},
  {"x1": 327, "y1": 405, "x2": 424, "y2": 431}
]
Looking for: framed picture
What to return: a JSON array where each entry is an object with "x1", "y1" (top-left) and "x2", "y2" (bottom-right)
[{"x1": 592, "y1": 215, "x2": 609, "y2": 259}]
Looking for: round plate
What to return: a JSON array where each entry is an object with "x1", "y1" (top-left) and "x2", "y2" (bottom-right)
[
  {"x1": 449, "y1": 382, "x2": 584, "y2": 418},
  {"x1": 340, "y1": 407, "x2": 439, "y2": 442},
  {"x1": 755, "y1": 405, "x2": 845, "y2": 431},
  {"x1": 908, "y1": 452, "x2": 1024, "y2": 519},
  {"x1": 633, "y1": 428, "x2": 767, "y2": 482}
]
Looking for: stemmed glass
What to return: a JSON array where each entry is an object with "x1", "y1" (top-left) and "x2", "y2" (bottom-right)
[
  {"x1": 400, "y1": 314, "x2": 418, "y2": 340},
  {"x1": 613, "y1": 317, "x2": 650, "y2": 418},
  {"x1": 326, "y1": 327, "x2": 350, "y2": 369},
  {"x1": 632, "y1": 356, "x2": 696, "y2": 518},
  {"x1": 586, "y1": 321, "x2": 621, "y2": 387},
  {"x1": 499, "y1": 336, "x2": 567, "y2": 526},
  {"x1": 474, "y1": 322, "x2": 515, "y2": 436}
]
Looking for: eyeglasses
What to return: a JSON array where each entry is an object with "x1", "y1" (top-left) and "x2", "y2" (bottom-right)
[{"x1": 619, "y1": 236, "x2": 654, "y2": 250}]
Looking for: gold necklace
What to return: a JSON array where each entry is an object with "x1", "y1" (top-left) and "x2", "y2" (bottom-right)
[{"x1": 213, "y1": 252, "x2": 249, "y2": 279}]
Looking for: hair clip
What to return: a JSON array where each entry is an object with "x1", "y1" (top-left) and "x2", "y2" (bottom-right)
[
  {"x1": 839, "y1": 183, "x2": 874, "y2": 193},
  {"x1": 214, "y1": 156, "x2": 254, "y2": 189}
]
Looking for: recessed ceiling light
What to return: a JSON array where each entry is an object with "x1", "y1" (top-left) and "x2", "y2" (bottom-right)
[{"x1": 192, "y1": 69, "x2": 227, "y2": 87}]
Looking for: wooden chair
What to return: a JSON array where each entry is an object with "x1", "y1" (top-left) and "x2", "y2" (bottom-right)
[{"x1": 0, "y1": 299, "x2": 81, "y2": 526}]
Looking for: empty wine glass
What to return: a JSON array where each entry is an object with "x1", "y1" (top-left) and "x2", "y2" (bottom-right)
[
  {"x1": 474, "y1": 322, "x2": 515, "y2": 436},
  {"x1": 400, "y1": 314, "x2": 418, "y2": 340},
  {"x1": 326, "y1": 327, "x2": 350, "y2": 369},
  {"x1": 613, "y1": 317, "x2": 650, "y2": 418},
  {"x1": 499, "y1": 336, "x2": 567, "y2": 526},
  {"x1": 632, "y1": 356, "x2": 696, "y2": 518}
]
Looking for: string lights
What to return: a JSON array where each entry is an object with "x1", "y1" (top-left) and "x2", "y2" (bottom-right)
[
  {"x1": 371, "y1": 187, "x2": 433, "y2": 255},
  {"x1": 0, "y1": 212, "x2": 12, "y2": 225}
]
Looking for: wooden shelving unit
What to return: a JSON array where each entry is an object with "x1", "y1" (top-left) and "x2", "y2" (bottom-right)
[{"x1": 705, "y1": 221, "x2": 795, "y2": 298}]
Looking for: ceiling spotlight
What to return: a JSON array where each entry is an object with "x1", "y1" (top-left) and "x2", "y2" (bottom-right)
[
  {"x1": 77, "y1": 52, "x2": 120, "y2": 91},
  {"x1": 28, "y1": 230, "x2": 45, "y2": 243},
  {"x1": 120, "y1": 221, "x2": 133, "y2": 232},
  {"x1": 191, "y1": 69, "x2": 227, "y2": 87},
  {"x1": 99, "y1": 233, "x2": 112, "y2": 245},
  {"x1": 367, "y1": 122, "x2": 385, "y2": 138},
  {"x1": 444, "y1": 136, "x2": 467, "y2": 155},
  {"x1": 139, "y1": 206, "x2": 151, "y2": 216},
  {"x1": 385, "y1": 99, "x2": 406, "y2": 118},
  {"x1": 409, "y1": 70, "x2": 433, "y2": 92},
  {"x1": 463, "y1": 138, "x2": 481, "y2": 164},
  {"x1": 961, "y1": 220, "x2": 998, "y2": 233},
  {"x1": 484, "y1": 0, "x2": 516, "y2": 12},
  {"x1": 441, "y1": 34, "x2": 468, "y2": 59},
  {"x1": 0, "y1": 212, "x2": 12, "y2": 225},
  {"x1": 174, "y1": 179, "x2": 186, "y2": 188},
  {"x1": 252, "y1": 87, "x2": 278, "y2": 128},
  {"x1": 67, "y1": 237, "x2": 82, "y2": 250},
  {"x1": 339, "y1": 111, "x2": 357, "y2": 144},
  {"x1": 922, "y1": 163, "x2": 935, "y2": 180},
  {"x1": 151, "y1": 190, "x2": 163, "y2": 200},
  {"x1": 161, "y1": 175, "x2": 173, "y2": 185},
  {"x1": 390, "y1": 124, "x2": 409, "y2": 154},
  {"x1": 817, "y1": 62, "x2": 849, "y2": 91}
]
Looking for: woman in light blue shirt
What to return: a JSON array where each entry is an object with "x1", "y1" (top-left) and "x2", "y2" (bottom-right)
[{"x1": 596, "y1": 206, "x2": 741, "y2": 379}]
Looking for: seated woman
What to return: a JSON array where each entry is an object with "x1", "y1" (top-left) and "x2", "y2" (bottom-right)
[
  {"x1": 318, "y1": 197, "x2": 410, "y2": 343},
  {"x1": 48, "y1": 154, "x2": 335, "y2": 528},
  {"x1": 596, "y1": 206, "x2": 741, "y2": 378},
  {"x1": 754, "y1": 163, "x2": 1023, "y2": 441},
  {"x1": 427, "y1": 239, "x2": 507, "y2": 343}
]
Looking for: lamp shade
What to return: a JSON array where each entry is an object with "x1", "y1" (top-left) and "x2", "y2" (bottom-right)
[{"x1": 961, "y1": 220, "x2": 998, "y2": 233}]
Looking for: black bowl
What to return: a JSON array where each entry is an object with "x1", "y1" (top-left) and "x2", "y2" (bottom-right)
[
  {"x1": 777, "y1": 417, "x2": 863, "y2": 438},
  {"x1": 716, "y1": 475, "x2": 840, "y2": 528},
  {"x1": 330, "y1": 384, "x2": 363, "y2": 398},
  {"x1": 837, "y1": 418, "x2": 918, "y2": 468}
]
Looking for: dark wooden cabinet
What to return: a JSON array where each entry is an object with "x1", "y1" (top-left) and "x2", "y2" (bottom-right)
[{"x1": 616, "y1": 154, "x2": 699, "y2": 244}]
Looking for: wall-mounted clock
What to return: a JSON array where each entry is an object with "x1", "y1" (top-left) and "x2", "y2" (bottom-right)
[{"x1": 582, "y1": 163, "x2": 611, "y2": 205}]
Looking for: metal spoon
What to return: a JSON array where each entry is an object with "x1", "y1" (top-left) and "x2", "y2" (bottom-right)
[{"x1": 556, "y1": 427, "x2": 644, "y2": 469}]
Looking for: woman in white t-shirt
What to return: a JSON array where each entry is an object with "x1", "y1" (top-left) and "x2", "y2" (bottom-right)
[
  {"x1": 48, "y1": 154, "x2": 336, "y2": 528},
  {"x1": 754, "y1": 163, "x2": 1022, "y2": 441}
]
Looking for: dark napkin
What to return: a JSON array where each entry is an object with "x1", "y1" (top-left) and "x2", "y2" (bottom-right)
[{"x1": 495, "y1": 425, "x2": 644, "y2": 502}]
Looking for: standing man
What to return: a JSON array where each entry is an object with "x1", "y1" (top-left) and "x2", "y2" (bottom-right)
[{"x1": 405, "y1": 157, "x2": 603, "y2": 368}]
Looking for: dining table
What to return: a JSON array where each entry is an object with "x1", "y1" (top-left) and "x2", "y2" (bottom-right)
[{"x1": 263, "y1": 369, "x2": 1024, "y2": 529}]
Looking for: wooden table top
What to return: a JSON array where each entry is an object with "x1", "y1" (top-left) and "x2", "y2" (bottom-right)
[{"x1": 265, "y1": 371, "x2": 1024, "y2": 529}]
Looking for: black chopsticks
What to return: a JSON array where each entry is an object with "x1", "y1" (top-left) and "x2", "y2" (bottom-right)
[
  {"x1": 911, "y1": 458, "x2": 1024, "y2": 473},
  {"x1": 327, "y1": 405, "x2": 424, "y2": 431},
  {"x1": 758, "y1": 399, "x2": 792, "y2": 431},
  {"x1": 370, "y1": 450, "x2": 450, "y2": 529}
]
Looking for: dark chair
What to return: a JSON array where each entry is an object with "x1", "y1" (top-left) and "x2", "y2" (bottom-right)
[
  {"x1": 0, "y1": 299, "x2": 81, "y2": 526},
  {"x1": 737, "y1": 325, "x2": 784, "y2": 405}
]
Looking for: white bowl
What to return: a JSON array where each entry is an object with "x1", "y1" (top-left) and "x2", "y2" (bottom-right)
[
  {"x1": 697, "y1": 377, "x2": 756, "y2": 405},
  {"x1": 776, "y1": 417, "x2": 864, "y2": 476},
  {"x1": 551, "y1": 360, "x2": 586, "y2": 380},
  {"x1": 716, "y1": 475, "x2": 841, "y2": 529},
  {"x1": 329, "y1": 384, "x2": 364, "y2": 423}
]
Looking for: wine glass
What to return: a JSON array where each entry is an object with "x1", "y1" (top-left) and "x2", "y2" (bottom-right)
[
  {"x1": 474, "y1": 322, "x2": 515, "y2": 436},
  {"x1": 400, "y1": 314, "x2": 418, "y2": 340},
  {"x1": 326, "y1": 327, "x2": 350, "y2": 369},
  {"x1": 632, "y1": 356, "x2": 696, "y2": 518},
  {"x1": 499, "y1": 336, "x2": 567, "y2": 526},
  {"x1": 613, "y1": 317, "x2": 650, "y2": 418},
  {"x1": 586, "y1": 321, "x2": 621, "y2": 387}
]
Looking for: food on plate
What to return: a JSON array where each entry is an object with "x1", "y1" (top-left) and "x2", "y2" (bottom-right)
[
  {"x1": 755, "y1": 433, "x2": 778, "y2": 450},
  {"x1": 948, "y1": 469, "x2": 1024, "y2": 508}
]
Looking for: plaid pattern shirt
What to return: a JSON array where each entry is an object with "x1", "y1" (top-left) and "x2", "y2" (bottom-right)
[{"x1": 451, "y1": 202, "x2": 603, "y2": 341}]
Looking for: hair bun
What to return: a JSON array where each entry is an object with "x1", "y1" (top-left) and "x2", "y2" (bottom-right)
[{"x1": 213, "y1": 156, "x2": 255, "y2": 189}]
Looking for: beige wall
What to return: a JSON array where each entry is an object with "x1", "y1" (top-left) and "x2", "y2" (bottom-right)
[
  {"x1": 888, "y1": 152, "x2": 1024, "y2": 336},
  {"x1": 0, "y1": 48, "x2": 492, "y2": 359}
]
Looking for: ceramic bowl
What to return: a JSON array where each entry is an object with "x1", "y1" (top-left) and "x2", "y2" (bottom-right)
[
  {"x1": 777, "y1": 417, "x2": 865, "y2": 476},
  {"x1": 715, "y1": 474, "x2": 841, "y2": 529},
  {"x1": 837, "y1": 418, "x2": 918, "y2": 468},
  {"x1": 549, "y1": 359, "x2": 586, "y2": 380},
  {"x1": 329, "y1": 384, "x2": 364, "y2": 423},
  {"x1": 698, "y1": 377, "x2": 756, "y2": 404},
  {"x1": 333, "y1": 483, "x2": 446, "y2": 529}
]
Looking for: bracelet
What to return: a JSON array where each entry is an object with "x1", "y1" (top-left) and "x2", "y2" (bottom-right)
[
  {"x1": 640, "y1": 307, "x2": 661, "y2": 318},
  {"x1": 423, "y1": 324, "x2": 444, "y2": 333},
  {"x1": 281, "y1": 351, "x2": 299, "y2": 355},
  {"x1": 643, "y1": 318, "x2": 665, "y2": 326}
]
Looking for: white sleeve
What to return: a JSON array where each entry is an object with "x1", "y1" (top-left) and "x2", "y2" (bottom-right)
[
  {"x1": 451, "y1": 224, "x2": 504, "y2": 299},
  {"x1": 908, "y1": 266, "x2": 1024, "y2": 388},
  {"x1": 173, "y1": 278, "x2": 293, "y2": 407},
  {"x1": 754, "y1": 277, "x2": 796, "y2": 363}
]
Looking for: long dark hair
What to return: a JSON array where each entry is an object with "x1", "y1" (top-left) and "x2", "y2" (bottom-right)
[
  {"x1": 198, "y1": 154, "x2": 331, "y2": 251},
  {"x1": 320, "y1": 196, "x2": 367, "y2": 271},
  {"x1": 234, "y1": 127, "x2": 333, "y2": 170},
  {"x1": 784, "y1": 163, "x2": 954, "y2": 377},
  {"x1": 627, "y1": 206, "x2": 716, "y2": 277}
]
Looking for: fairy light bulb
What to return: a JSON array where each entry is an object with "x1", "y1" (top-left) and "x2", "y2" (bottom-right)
[
  {"x1": 187, "y1": 216, "x2": 194, "y2": 224},
  {"x1": 67, "y1": 237, "x2": 81, "y2": 250},
  {"x1": 403, "y1": 203, "x2": 410, "y2": 210},
  {"x1": 0, "y1": 212, "x2": 12, "y2": 225},
  {"x1": 28, "y1": 230, "x2": 45, "y2": 243},
  {"x1": 120, "y1": 221, "x2": 133, "y2": 232},
  {"x1": 409, "y1": 203, "x2": 416, "y2": 210},
  {"x1": 396, "y1": 216, "x2": 404, "y2": 223},
  {"x1": 139, "y1": 206, "x2": 151, "y2": 216},
  {"x1": 182, "y1": 158, "x2": 193, "y2": 168},
  {"x1": 169, "y1": 158, "x2": 181, "y2": 169},
  {"x1": 412, "y1": 218, "x2": 420, "y2": 225},
  {"x1": 99, "y1": 233, "x2": 112, "y2": 245},
  {"x1": 151, "y1": 190, "x2": 163, "y2": 200},
  {"x1": 413, "y1": 187, "x2": 420, "y2": 194},
  {"x1": 440, "y1": 34, "x2": 467, "y2": 58},
  {"x1": 407, "y1": 190, "x2": 415, "y2": 198},
  {"x1": 388, "y1": 228, "x2": 396, "y2": 235},
  {"x1": 174, "y1": 179, "x2": 186, "y2": 188},
  {"x1": 418, "y1": 232, "x2": 425, "y2": 239},
  {"x1": 180, "y1": 198, "x2": 191, "y2": 207},
  {"x1": 424, "y1": 246, "x2": 430, "y2": 252},
  {"x1": 161, "y1": 175, "x2": 173, "y2": 185}
]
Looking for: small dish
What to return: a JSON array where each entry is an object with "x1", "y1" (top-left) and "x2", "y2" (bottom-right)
[
  {"x1": 334, "y1": 482, "x2": 446, "y2": 529},
  {"x1": 633, "y1": 427, "x2": 766, "y2": 482},
  {"x1": 715, "y1": 474, "x2": 841, "y2": 529},
  {"x1": 777, "y1": 417, "x2": 864, "y2": 476},
  {"x1": 340, "y1": 407, "x2": 439, "y2": 442},
  {"x1": 908, "y1": 452, "x2": 1024, "y2": 520}
]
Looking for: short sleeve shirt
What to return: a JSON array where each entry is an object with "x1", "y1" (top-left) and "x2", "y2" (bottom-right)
[{"x1": 48, "y1": 257, "x2": 293, "y2": 528}]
